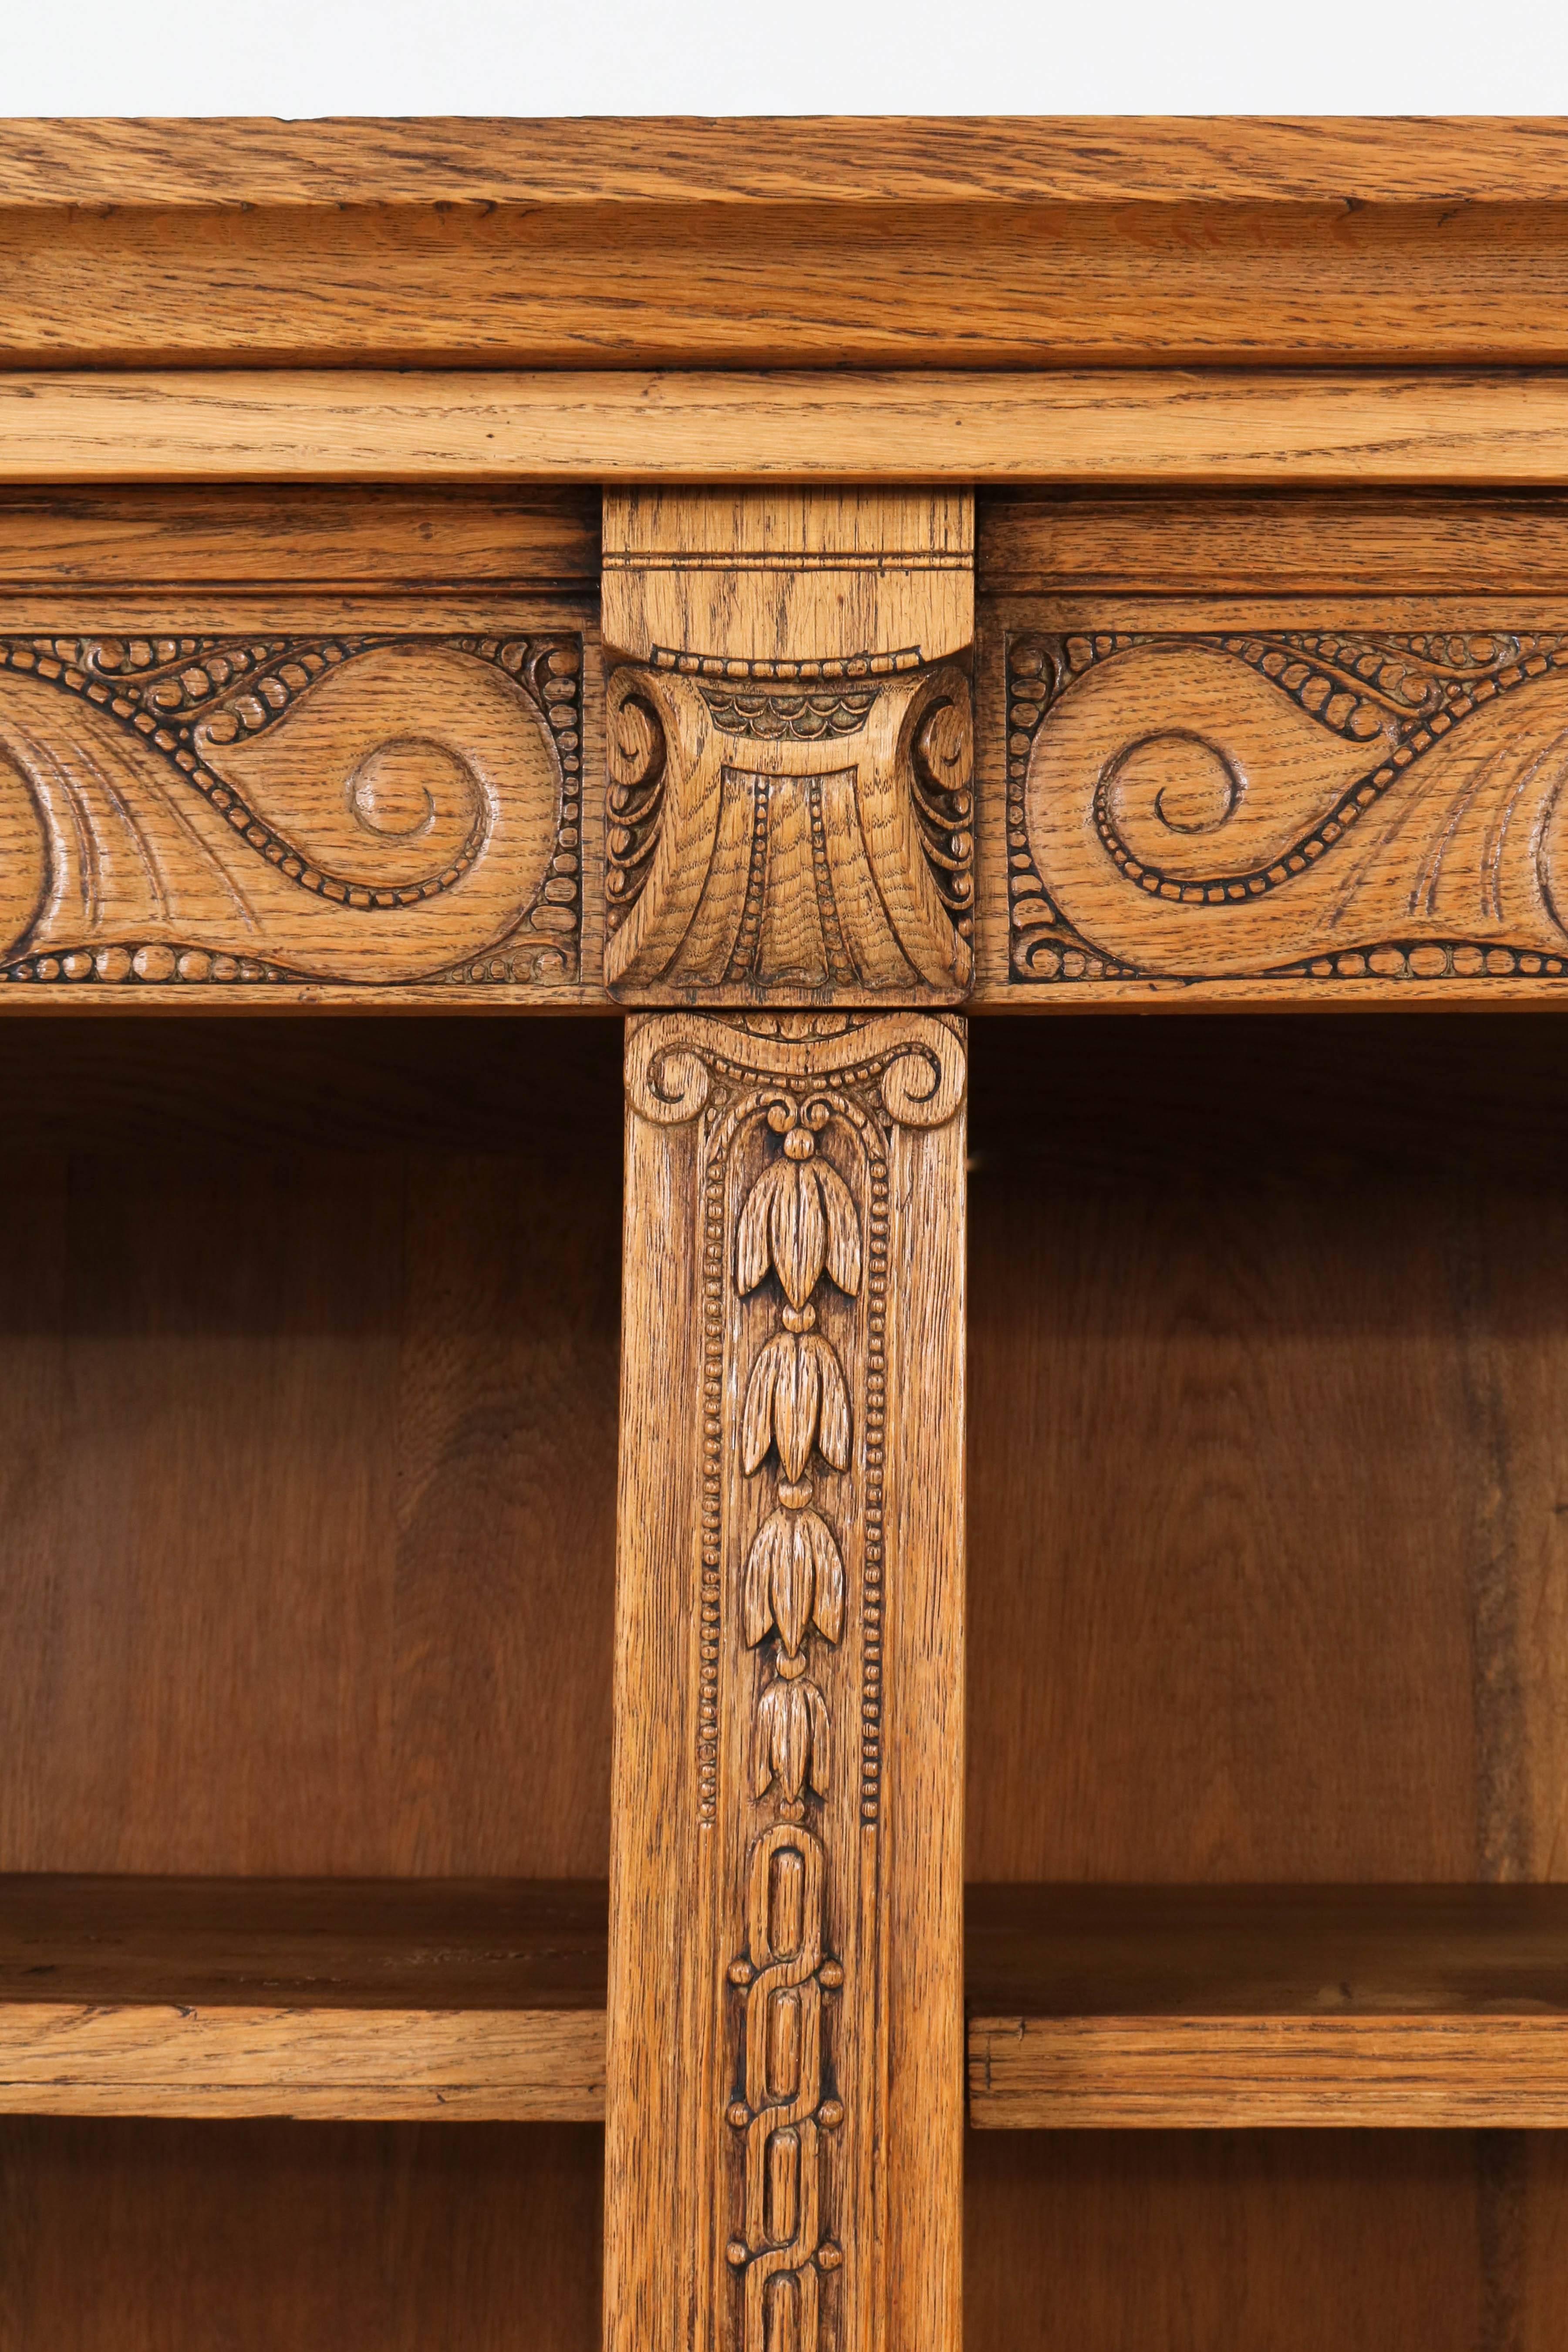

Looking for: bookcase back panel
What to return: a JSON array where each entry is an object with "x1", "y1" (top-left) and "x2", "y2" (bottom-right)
[
  {"x1": 967, "y1": 1012, "x2": 1568, "y2": 1883},
  {"x1": 967, "y1": 2128, "x2": 1568, "y2": 2352},
  {"x1": 0, "y1": 1016, "x2": 622, "y2": 1877},
  {"x1": 0, "y1": 2116, "x2": 601, "y2": 2352}
]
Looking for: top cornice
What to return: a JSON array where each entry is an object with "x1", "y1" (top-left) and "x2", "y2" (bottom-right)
[
  {"x1": 3, "y1": 115, "x2": 1568, "y2": 209},
  {"x1": 5, "y1": 119, "x2": 1568, "y2": 371}
]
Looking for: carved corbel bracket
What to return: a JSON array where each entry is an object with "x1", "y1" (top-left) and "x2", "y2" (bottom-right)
[{"x1": 602, "y1": 492, "x2": 975, "y2": 1005}]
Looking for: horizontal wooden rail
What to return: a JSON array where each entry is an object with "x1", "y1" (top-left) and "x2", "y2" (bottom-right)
[
  {"x1": 968, "y1": 2014, "x2": 1568, "y2": 2130},
  {"x1": 0, "y1": 2004, "x2": 606, "y2": 2123},
  {"x1": 9, "y1": 370, "x2": 1568, "y2": 484},
  {"x1": 967, "y1": 1886, "x2": 1568, "y2": 2128},
  {"x1": 0, "y1": 1876, "x2": 607, "y2": 2121},
  {"x1": 11, "y1": 1879, "x2": 1568, "y2": 2129}
]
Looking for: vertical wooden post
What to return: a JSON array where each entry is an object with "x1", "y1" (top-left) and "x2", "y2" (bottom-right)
[
  {"x1": 604, "y1": 486, "x2": 971, "y2": 2352},
  {"x1": 608, "y1": 1011, "x2": 965, "y2": 2352}
]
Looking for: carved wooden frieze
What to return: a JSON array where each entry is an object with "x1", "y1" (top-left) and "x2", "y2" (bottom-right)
[
  {"x1": 1008, "y1": 628, "x2": 1568, "y2": 989},
  {"x1": 602, "y1": 491, "x2": 975, "y2": 1006},
  {"x1": 609, "y1": 1011, "x2": 965, "y2": 2352},
  {"x1": 0, "y1": 630, "x2": 583, "y2": 991}
]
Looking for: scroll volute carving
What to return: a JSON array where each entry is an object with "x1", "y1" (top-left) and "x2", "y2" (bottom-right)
[
  {"x1": 0, "y1": 631, "x2": 584, "y2": 993},
  {"x1": 1007, "y1": 626, "x2": 1568, "y2": 992},
  {"x1": 602, "y1": 489, "x2": 975, "y2": 1006}
]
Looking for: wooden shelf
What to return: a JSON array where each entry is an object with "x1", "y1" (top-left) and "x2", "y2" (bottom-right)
[
  {"x1": 25, "y1": 1879, "x2": 1568, "y2": 2134},
  {"x1": 0, "y1": 1878, "x2": 606, "y2": 2122},
  {"x1": 30, "y1": 1878, "x2": 1568, "y2": 2132},
  {"x1": 968, "y1": 1886, "x2": 1568, "y2": 2129}
]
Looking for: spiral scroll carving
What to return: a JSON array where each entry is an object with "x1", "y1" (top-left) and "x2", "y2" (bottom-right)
[
  {"x1": 1008, "y1": 627, "x2": 1568, "y2": 987},
  {"x1": 0, "y1": 631, "x2": 583, "y2": 989}
]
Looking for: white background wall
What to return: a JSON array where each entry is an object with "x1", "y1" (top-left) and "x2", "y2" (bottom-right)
[{"x1": 0, "y1": 0, "x2": 1566, "y2": 118}]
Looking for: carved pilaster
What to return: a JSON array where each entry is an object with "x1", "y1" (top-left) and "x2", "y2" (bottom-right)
[
  {"x1": 601, "y1": 492, "x2": 975, "y2": 1004},
  {"x1": 607, "y1": 1012, "x2": 965, "y2": 2352}
]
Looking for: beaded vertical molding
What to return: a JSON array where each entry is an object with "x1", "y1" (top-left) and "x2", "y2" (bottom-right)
[{"x1": 624, "y1": 1009, "x2": 965, "y2": 2352}]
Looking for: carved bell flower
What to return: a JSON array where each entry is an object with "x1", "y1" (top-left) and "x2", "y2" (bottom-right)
[
  {"x1": 742, "y1": 1326, "x2": 851, "y2": 1480},
  {"x1": 737, "y1": 1149, "x2": 862, "y2": 1310},
  {"x1": 753, "y1": 1668, "x2": 831, "y2": 1802},
  {"x1": 743, "y1": 1505, "x2": 845, "y2": 1654}
]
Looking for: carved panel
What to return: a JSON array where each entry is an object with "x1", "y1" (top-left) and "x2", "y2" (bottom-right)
[
  {"x1": 603, "y1": 490, "x2": 975, "y2": 1006},
  {"x1": 1008, "y1": 628, "x2": 1568, "y2": 988},
  {"x1": 0, "y1": 630, "x2": 583, "y2": 990},
  {"x1": 609, "y1": 1012, "x2": 964, "y2": 2352},
  {"x1": 605, "y1": 661, "x2": 973, "y2": 999}
]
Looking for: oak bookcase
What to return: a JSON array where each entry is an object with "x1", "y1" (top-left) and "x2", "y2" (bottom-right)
[{"x1": 4, "y1": 114, "x2": 1568, "y2": 2352}]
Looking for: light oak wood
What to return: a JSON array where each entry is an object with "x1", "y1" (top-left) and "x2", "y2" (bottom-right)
[
  {"x1": 601, "y1": 491, "x2": 973, "y2": 672},
  {"x1": 0, "y1": 1877, "x2": 604, "y2": 2121},
  {"x1": 608, "y1": 1013, "x2": 965, "y2": 2352},
  {"x1": 11, "y1": 371, "x2": 1568, "y2": 486},
  {"x1": 603, "y1": 490, "x2": 974, "y2": 1004},
  {"x1": 10, "y1": 118, "x2": 1568, "y2": 208},
  {"x1": 0, "y1": 2005, "x2": 601, "y2": 2122},
  {"x1": 973, "y1": 499, "x2": 1568, "y2": 1000},
  {"x1": 18, "y1": 109, "x2": 1568, "y2": 2352},
  {"x1": 0, "y1": 616, "x2": 590, "y2": 999},
  {"x1": 979, "y1": 489, "x2": 1568, "y2": 594},
  {"x1": 973, "y1": 2014, "x2": 1568, "y2": 2129},
  {"x1": 0, "y1": 486, "x2": 599, "y2": 587},
  {"x1": 968, "y1": 1887, "x2": 1568, "y2": 2129},
  {"x1": 1002, "y1": 623, "x2": 1568, "y2": 993},
  {"x1": 8, "y1": 122, "x2": 1568, "y2": 371}
]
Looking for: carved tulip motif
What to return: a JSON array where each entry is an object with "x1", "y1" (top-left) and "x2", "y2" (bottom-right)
[
  {"x1": 742, "y1": 1321, "x2": 851, "y2": 1480},
  {"x1": 753, "y1": 1669, "x2": 831, "y2": 1803},
  {"x1": 735, "y1": 1093, "x2": 861, "y2": 1813},
  {"x1": 743, "y1": 1504, "x2": 845, "y2": 1655},
  {"x1": 736, "y1": 1101, "x2": 862, "y2": 1308}
]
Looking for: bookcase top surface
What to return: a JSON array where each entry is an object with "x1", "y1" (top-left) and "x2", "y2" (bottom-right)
[{"x1": 1, "y1": 116, "x2": 1568, "y2": 208}]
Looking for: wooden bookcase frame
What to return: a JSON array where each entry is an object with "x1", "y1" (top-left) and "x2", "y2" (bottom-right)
[{"x1": 5, "y1": 112, "x2": 1568, "y2": 2352}]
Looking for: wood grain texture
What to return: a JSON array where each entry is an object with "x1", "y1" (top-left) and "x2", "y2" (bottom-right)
[
  {"x1": 10, "y1": 122, "x2": 1568, "y2": 368},
  {"x1": 971, "y1": 577, "x2": 1568, "y2": 1002},
  {"x1": 0, "y1": 2115, "x2": 602, "y2": 2352},
  {"x1": 979, "y1": 489, "x2": 1568, "y2": 595},
  {"x1": 13, "y1": 371, "x2": 1568, "y2": 485},
  {"x1": 0, "y1": 1871, "x2": 610, "y2": 2120},
  {"x1": 0, "y1": 624, "x2": 585, "y2": 998},
  {"x1": 971, "y1": 2013, "x2": 1568, "y2": 2128},
  {"x1": 0, "y1": 1015, "x2": 620, "y2": 1878},
  {"x1": 0, "y1": 487, "x2": 599, "y2": 588},
  {"x1": 602, "y1": 491, "x2": 973, "y2": 672},
  {"x1": 965, "y1": 1013, "x2": 1568, "y2": 1886},
  {"x1": 10, "y1": 118, "x2": 1568, "y2": 209},
  {"x1": 608, "y1": 1014, "x2": 965, "y2": 2352},
  {"x1": 1001, "y1": 622, "x2": 1568, "y2": 998},
  {"x1": 0, "y1": 2006, "x2": 602, "y2": 2122},
  {"x1": 603, "y1": 491, "x2": 974, "y2": 1006},
  {"x1": 967, "y1": 1887, "x2": 1568, "y2": 2128},
  {"x1": 966, "y1": 2130, "x2": 1491, "y2": 2352}
]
